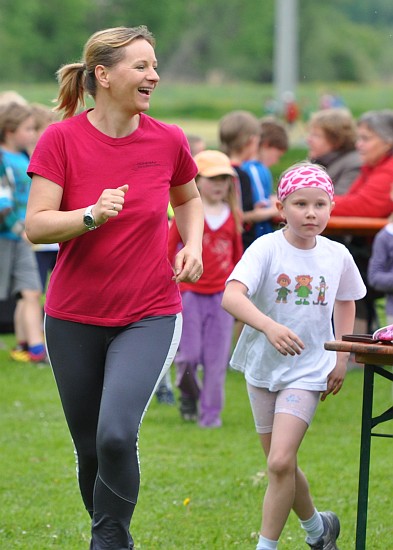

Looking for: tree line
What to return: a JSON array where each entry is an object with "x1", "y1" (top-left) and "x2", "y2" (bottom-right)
[{"x1": 1, "y1": 0, "x2": 392, "y2": 84}]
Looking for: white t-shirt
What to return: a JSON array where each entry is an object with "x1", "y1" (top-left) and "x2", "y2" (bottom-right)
[{"x1": 227, "y1": 229, "x2": 366, "y2": 391}]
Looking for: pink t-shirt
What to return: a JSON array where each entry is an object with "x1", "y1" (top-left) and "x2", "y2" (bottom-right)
[{"x1": 28, "y1": 111, "x2": 197, "y2": 326}]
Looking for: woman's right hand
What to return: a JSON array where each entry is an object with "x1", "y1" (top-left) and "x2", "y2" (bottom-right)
[{"x1": 92, "y1": 184, "x2": 129, "y2": 226}]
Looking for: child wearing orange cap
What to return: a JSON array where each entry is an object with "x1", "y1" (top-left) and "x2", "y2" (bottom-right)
[
  {"x1": 222, "y1": 162, "x2": 366, "y2": 549},
  {"x1": 168, "y1": 149, "x2": 243, "y2": 427}
]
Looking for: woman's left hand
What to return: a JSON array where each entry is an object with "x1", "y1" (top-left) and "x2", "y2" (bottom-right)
[{"x1": 172, "y1": 244, "x2": 203, "y2": 284}]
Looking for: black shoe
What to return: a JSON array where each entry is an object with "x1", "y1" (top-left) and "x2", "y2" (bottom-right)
[{"x1": 179, "y1": 396, "x2": 198, "y2": 422}]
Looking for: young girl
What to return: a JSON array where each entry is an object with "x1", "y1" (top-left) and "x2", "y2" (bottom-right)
[
  {"x1": 0, "y1": 101, "x2": 47, "y2": 364},
  {"x1": 168, "y1": 149, "x2": 243, "y2": 427},
  {"x1": 222, "y1": 162, "x2": 366, "y2": 549}
]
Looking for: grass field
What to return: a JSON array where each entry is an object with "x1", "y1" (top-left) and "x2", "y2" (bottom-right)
[
  {"x1": 3, "y1": 79, "x2": 393, "y2": 165},
  {"x1": 1, "y1": 331, "x2": 392, "y2": 549},
  {"x1": 2, "y1": 79, "x2": 393, "y2": 148},
  {"x1": 1, "y1": 78, "x2": 393, "y2": 547},
  {"x1": 2, "y1": 79, "x2": 393, "y2": 117}
]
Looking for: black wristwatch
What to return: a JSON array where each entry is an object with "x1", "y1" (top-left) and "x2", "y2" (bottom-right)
[{"x1": 83, "y1": 205, "x2": 97, "y2": 230}]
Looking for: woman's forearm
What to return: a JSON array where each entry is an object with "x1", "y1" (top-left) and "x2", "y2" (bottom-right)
[
  {"x1": 173, "y1": 196, "x2": 204, "y2": 252},
  {"x1": 25, "y1": 208, "x2": 92, "y2": 244}
]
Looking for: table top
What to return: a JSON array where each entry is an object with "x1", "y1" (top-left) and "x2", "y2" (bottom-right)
[
  {"x1": 324, "y1": 216, "x2": 388, "y2": 236},
  {"x1": 325, "y1": 340, "x2": 393, "y2": 366}
]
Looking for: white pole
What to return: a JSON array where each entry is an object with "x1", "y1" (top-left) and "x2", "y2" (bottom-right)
[{"x1": 274, "y1": 0, "x2": 298, "y2": 111}]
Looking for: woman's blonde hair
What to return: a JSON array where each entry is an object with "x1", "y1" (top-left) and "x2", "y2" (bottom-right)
[{"x1": 54, "y1": 26, "x2": 155, "y2": 119}]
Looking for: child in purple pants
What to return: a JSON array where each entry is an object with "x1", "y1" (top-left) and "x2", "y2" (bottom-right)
[{"x1": 168, "y1": 150, "x2": 243, "y2": 427}]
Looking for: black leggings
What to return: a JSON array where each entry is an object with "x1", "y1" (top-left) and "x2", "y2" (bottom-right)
[{"x1": 45, "y1": 314, "x2": 182, "y2": 550}]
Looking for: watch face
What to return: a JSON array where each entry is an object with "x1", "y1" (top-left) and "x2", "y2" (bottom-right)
[{"x1": 84, "y1": 214, "x2": 95, "y2": 228}]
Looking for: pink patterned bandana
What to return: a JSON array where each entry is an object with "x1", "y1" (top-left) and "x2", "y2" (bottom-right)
[{"x1": 277, "y1": 164, "x2": 334, "y2": 202}]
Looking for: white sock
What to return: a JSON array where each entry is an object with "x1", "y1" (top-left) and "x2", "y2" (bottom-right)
[
  {"x1": 300, "y1": 509, "x2": 324, "y2": 543},
  {"x1": 256, "y1": 534, "x2": 278, "y2": 550}
]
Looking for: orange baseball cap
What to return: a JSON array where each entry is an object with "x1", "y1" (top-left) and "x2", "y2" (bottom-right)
[{"x1": 194, "y1": 150, "x2": 236, "y2": 178}]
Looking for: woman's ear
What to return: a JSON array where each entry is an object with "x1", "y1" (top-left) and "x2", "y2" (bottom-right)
[{"x1": 95, "y1": 65, "x2": 110, "y2": 89}]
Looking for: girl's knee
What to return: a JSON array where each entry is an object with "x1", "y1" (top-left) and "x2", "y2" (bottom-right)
[{"x1": 267, "y1": 452, "x2": 296, "y2": 478}]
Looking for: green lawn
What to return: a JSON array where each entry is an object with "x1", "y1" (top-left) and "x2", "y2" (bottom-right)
[
  {"x1": 2, "y1": 80, "x2": 393, "y2": 120},
  {"x1": 1, "y1": 332, "x2": 392, "y2": 549},
  {"x1": 2, "y1": 77, "x2": 392, "y2": 548}
]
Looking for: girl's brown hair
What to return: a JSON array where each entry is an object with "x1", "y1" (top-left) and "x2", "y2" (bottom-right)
[{"x1": 0, "y1": 102, "x2": 32, "y2": 143}]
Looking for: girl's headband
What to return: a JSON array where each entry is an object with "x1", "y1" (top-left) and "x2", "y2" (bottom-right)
[{"x1": 277, "y1": 164, "x2": 334, "y2": 202}]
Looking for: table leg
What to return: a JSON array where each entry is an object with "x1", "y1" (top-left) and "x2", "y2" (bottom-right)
[{"x1": 355, "y1": 364, "x2": 374, "y2": 550}]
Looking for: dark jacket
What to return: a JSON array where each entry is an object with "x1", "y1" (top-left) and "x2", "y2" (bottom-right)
[{"x1": 312, "y1": 149, "x2": 361, "y2": 195}]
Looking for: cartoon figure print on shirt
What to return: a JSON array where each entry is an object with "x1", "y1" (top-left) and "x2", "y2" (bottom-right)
[
  {"x1": 275, "y1": 273, "x2": 292, "y2": 304},
  {"x1": 274, "y1": 274, "x2": 329, "y2": 306},
  {"x1": 294, "y1": 275, "x2": 313, "y2": 305},
  {"x1": 313, "y1": 276, "x2": 329, "y2": 306}
]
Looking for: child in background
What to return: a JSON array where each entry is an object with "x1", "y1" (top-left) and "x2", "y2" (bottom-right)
[
  {"x1": 29, "y1": 103, "x2": 60, "y2": 289},
  {"x1": 28, "y1": 103, "x2": 58, "y2": 150},
  {"x1": 222, "y1": 163, "x2": 366, "y2": 549},
  {"x1": 219, "y1": 110, "x2": 275, "y2": 250},
  {"x1": 186, "y1": 133, "x2": 206, "y2": 157},
  {"x1": 368, "y1": 197, "x2": 393, "y2": 325},
  {"x1": 168, "y1": 150, "x2": 243, "y2": 427},
  {"x1": 0, "y1": 90, "x2": 28, "y2": 107},
  {"x1": 242, "y1": 116, "x2": 288, "y2": 238},
  {"x1": 155, "y1": 133, "x2": 207, "y2": 406},
  {"x1": 0, "y1": 102, "x2": 47, "y2": 364}
]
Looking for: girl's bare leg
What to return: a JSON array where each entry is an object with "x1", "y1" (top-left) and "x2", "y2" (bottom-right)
[{"x1": 259, "y1": 413, "x2": 313, "y2": 540}]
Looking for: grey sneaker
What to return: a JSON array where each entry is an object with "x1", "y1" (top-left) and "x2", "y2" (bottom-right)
[
  {"x1": 306, "y1": 511, "x2": 340, "y2": 549},
  {"x1": 156, "y1": 385, "x2": 176, "y2": 405}
]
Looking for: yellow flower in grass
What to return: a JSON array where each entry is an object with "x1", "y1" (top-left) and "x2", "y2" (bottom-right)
[{"x1": 183, "y1": 497, "x2": 191, "y2": 507}]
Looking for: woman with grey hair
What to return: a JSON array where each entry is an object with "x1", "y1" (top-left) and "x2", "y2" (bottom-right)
[
  {"x1": 333, "y1": 109, "x2": 393, "y2": 217},
  {"x1": 307, "y1": 107, "x2": 361, "y2": 195},
  {"x1": 333, "y1": 109, "x2": 393, "y2": 333}
]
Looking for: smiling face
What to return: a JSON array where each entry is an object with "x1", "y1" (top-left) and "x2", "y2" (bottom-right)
[
  {"x1": 100, "y1": 38, "x2": 159, "y2": 115},
  {"x1": 356, "y1": 123, "x2": 393, "y2": 167},
  {"x1": 277, "y1": 187, "x2": 334, "y2": 249}
]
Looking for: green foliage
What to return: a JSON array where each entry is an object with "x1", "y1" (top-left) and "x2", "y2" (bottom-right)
[
  {"x1": 299, "y1": 4, "x2": 391, "y2": 83},
  {"x1": 1, "y1": 332, "x2": 392, "y2": 548},
  {"x1": 0, "y1": 0, "x2": 393, "y2": 83},
  {"x1": 0, "y1": 0, "x2": 91, "y2": 81}
]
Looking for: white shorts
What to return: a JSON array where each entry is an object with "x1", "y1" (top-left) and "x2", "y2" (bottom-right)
[{"x1": 247, "y1": 383, "x2": 320, "y2": 434}]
